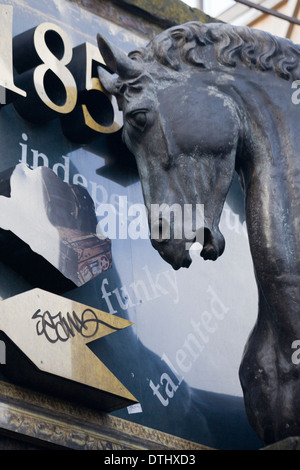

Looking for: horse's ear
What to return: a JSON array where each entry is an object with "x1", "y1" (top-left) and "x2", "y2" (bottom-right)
[
  {"x1": 97, "y1": 66, "x2": 119, "y2": 95},
  {"x1": 97, "y1": 34, "x2": 143, "y2": 79}
]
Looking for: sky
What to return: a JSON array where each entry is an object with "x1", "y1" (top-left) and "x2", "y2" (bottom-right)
[{"x1": 183, "y1": 0, "x2": 235, "y2": 16}]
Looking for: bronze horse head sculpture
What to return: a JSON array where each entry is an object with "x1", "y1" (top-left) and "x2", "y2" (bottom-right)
[{"x1": 97, "y1": 21, "x2": 300, "y2": 446}]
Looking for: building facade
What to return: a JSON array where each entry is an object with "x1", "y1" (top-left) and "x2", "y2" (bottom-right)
[{"x1": 0, "y1": 0, "x2": 264, "y2": 450}]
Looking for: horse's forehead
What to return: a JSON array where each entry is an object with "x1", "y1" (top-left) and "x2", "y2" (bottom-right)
[
  {"x1": 120, "y1": 65, "x2": 181, "y2": 99},
  {"x1": 123, "y1": 76, "x2": 188, "y2": 115}
]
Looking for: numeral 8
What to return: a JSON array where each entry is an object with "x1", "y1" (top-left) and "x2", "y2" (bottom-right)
[{"x1": 33, "y1": 22, "x2": 77, "y2": 114}]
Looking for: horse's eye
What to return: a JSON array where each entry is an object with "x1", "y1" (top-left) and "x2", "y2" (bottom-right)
[{"x1": 126, "y1": 110, "x2": 147, "y2": 131}]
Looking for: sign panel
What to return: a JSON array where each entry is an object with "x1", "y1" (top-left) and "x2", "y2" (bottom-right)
[
  {"x1": 0, "y1": 288, "x2": 136, "y2": 411},
  {"x1": 0, "y1": 164, "x2": 112, "y2": 286},
  {"x1": 0, "y1": 0, "x2": 262, "y2": 449}
]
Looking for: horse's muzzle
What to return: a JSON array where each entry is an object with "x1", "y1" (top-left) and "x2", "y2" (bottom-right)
[
  {"x1": 150, "y1": 237, "x2": 192, "y2": 270},
  {"x1": 200, "y1": 227, "x2": 225, "y2": 261},
  {"x1": 150, "y1": 219, "x2": 225, "y2": 268}
]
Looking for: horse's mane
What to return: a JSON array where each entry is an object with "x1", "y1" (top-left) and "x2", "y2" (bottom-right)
[{"x1": 129, "y1": 22, "x2": 300, "y2": 81}]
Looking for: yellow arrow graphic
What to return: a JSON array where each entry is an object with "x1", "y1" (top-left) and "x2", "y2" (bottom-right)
[{"x1": 0, "y1": 288, "x2": 137, "y2": 410}]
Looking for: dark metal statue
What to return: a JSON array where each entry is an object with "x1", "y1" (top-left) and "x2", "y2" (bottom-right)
[{"x1": 97, "y1": 21, "x2": 300, "y2": 445}]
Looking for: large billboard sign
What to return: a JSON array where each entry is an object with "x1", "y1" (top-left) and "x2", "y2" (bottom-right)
[{"x1": 0, "y1": 0, "x2": 262, "y2": 450}]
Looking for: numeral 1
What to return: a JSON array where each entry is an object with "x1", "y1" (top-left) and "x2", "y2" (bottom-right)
[{"x1": 0, "y1": 4, "x2": 26, "y2": 98}]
